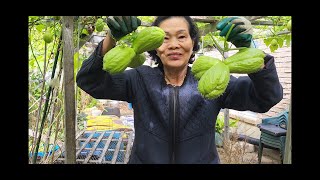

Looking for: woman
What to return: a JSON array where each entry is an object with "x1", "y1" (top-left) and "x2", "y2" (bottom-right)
[{"x1": 76, "y1": 16, "x2": 283, "y2": 164}]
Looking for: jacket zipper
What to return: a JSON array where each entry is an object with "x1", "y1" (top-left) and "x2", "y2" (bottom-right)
[{"x1": 171, "y1": 86, "x2": 178, "y2": 164}]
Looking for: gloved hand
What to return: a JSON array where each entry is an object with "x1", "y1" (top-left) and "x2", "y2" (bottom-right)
[
  {"x1": 216, "y1": 16, "x2": 253, "y2": 48},
  {"x1": 106, "y1": 16, "x2": 141, "y2": 40}
]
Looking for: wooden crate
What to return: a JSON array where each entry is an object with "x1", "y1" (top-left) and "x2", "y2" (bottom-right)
[{"x1": 54, "y1": 130, "x2": 134, "y2": 164}]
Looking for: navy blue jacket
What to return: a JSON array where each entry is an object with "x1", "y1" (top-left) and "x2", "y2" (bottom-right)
[{"x1": 76, "y1": 41, "x2": 283, "y2": 164}]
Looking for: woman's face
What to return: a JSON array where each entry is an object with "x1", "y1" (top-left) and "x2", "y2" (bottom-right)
[{"x1": 156, "y1": 17, "x2": 194, "y2": 70}]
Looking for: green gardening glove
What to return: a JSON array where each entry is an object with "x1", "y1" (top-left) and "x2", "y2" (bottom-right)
[
  {"x1": 216, "y1": 16, "x2": 253, "y2": 48},
  {"x1": 106, "y1": 16, "x2": 141, "y2": 40}
]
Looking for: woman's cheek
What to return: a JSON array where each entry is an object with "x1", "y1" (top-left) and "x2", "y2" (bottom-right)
[
  {"x1": 156, "y1": 45, "x2": 166, "y2": 57},
  {"x1": 157, "y1": 44, "x2": 166, "y2": 52}
]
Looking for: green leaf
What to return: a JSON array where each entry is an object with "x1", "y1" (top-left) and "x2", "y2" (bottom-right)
[
  {"x1": 36, "y1": 55, "x2": 44, "y2": 63},
  {"x1": 213, "y1": 31, "x2": 220, "y2": 36},
  {"x1": 36, "y1": 24, "x2": 45, "y2": 32},
  {"x1": 285, "y1": 35, "x2": 291, "y2": 47},
  {"x1": 229, "y1": 119, "x2": 238, "y2": 127},
  {"x1": 137, "y1": 16, "x2": 155, "y2": 23},
  {"x1": 202, "y1": 34, "x2": 214, "y2": 48},
  {"x1": 29, "y1": 16, "x2": 38, "y2": 22},
  {"x1": 215, "y1": 116, "x2": 224, "y2": 134},
  {"x1": 29, "y1": 59, "x2": 35, "y2": 68},
  {"x1": 270, "y1": 44, "x2": 278, "y2": 52},
  {"x1": 264, "y1": 38, "x2": 273, "y2": 47},
  {"x1": 81, "y1": 28, "x2": 89, "y2": 36},
  {"x1": 277, "y1": 37, "x2": 284, "y2": 48}
]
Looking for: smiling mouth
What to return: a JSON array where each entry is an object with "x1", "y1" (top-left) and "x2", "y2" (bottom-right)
[{"x1": 168, "y1": 54, "x2": 182, "y2": 60}]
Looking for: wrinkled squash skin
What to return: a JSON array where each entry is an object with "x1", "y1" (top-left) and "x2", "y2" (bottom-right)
[
  {"x1": 103, "y1": 46, "x2": 136, "y2": 75},
  {"x1": 223, "y1": 48, "x2": 265, "y2": 74},
  {"x1": 198, "y1": 61, "x2": 230, "y2": 99},
  {"x1": 128, "y1": 53, "x2": 146, "y2": 68},
  {"x1": 132, "y1": 26, "x2": 165, "y2": 54},
  {"x1": 191, "y1": 56, "x2": 221, "y2": 80},
  {"x1": 95, "y1": 18, "x2": 104, "y2": 32}
]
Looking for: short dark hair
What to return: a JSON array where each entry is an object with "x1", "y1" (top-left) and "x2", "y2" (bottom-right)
[{"x1": 147, "y1": 16, "x2": 200, "y2": 67}]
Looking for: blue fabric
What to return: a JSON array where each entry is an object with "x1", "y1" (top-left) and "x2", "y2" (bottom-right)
[{"x1": 76, "y1": 41, "x2": 283, "y2": 164}]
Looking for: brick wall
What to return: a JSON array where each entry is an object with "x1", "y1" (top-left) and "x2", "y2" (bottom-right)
[{"x1": 255, "y1": 40, "x2": 291, "y2": 119}]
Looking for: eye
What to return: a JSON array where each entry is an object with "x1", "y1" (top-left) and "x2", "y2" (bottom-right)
[{"x1": 163, "y1": 36, "x2": 169, "y2": 42}]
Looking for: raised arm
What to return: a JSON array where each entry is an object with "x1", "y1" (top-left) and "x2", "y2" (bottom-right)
[
  {"x1": 76, "y1": 16, "x2": 141, "y2": 101},
  {"x1": 220, "y1": 54, "x2": 283, "y2": 112}
]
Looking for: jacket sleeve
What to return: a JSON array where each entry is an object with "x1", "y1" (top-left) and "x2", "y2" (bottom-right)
[
  {"x1": 219, "y1": 54, "x2": 283, "y2": 113},
  {"x1": 76, "y1": 40, "x2": 133, "y2": 102}
]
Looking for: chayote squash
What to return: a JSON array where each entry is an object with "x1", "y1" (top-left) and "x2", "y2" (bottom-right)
[
  {"x1": 198, "y1": 60, "x2": 230, "y2": 99},
  {"x1": 128, "y1": 53, "x2": 146, "y2": 68},
  {"x1": 132, "y1": 26, "x2": 165, "y2": 54},
  {"x1": 103, "y1": 46, "x2": 136, "y2": 75},
  {"x1": 223, "y1": 48, "x2": 265, "y2": 74},
  {"x1": 287, "y1": 20, "x2": 291, "y2": 31},
  {"x1": 95, "y1": 18, "x2": 105, "y2": 32},
  {"x1": 191, "y1": 56, "x2": 221, "y2": 80},
  {"x1": 43, "y1": 31, "x2": 53, "y2": 43}
]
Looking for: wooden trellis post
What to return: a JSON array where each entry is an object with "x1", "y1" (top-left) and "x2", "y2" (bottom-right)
[
  {"x1": 62, "y1": 16, "x2": 76, "y2": 164},
  {"x1": 284, "y1": 96, "x2": 292, "y2": 164}
]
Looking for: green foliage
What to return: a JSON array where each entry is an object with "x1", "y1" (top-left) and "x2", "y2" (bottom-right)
[
  {"x1": 264, "y1": 35, "x2": 290, "y2": 53},
  {"x1": 258, "y1": 16, "x2": 291, "y2": 52},
  {"x1": 36, "y1": 24, "x2": 45, "y2": 32},
  {"x1": 216, "y1": 116, "x2": 225, "y2": 134},
  {"x1": 81, "y1": 28, "x2": 89, "y2": 36},
  {"x1": 54, "y1": 16, "x2": 60, "y2": 21},
  {"x1": 137, "y1": 16, "x2": 155, "y2": 23},
  {"x1": 216, "y1": 115, "x2": 238, "y2": 134},
  {"x1": 87, "y1": 98, "x2": 98, "y2": 108},
  {"x1": 200, "y1": 32, "x2": 225, "y2": 49},
  {"x1": 212, "y1": 16, "x2": 229, "y2": 21},
  {"x1": 197, "y1": 16, "x2": 292, "y2": 52},
  {"x1": 77, "y1": 112, "x2": 88, "y2": 130},
  {"x1": 284, "y1": 34, "x2": 291, "y2": 47},
  {"x1": 201, "y1": 33, "x2": 215, "y2": 48}
]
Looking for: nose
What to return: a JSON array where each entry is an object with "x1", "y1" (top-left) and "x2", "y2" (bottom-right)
[{"x1": 167, "y1": 38, "x2": 179, "y2": 49}]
